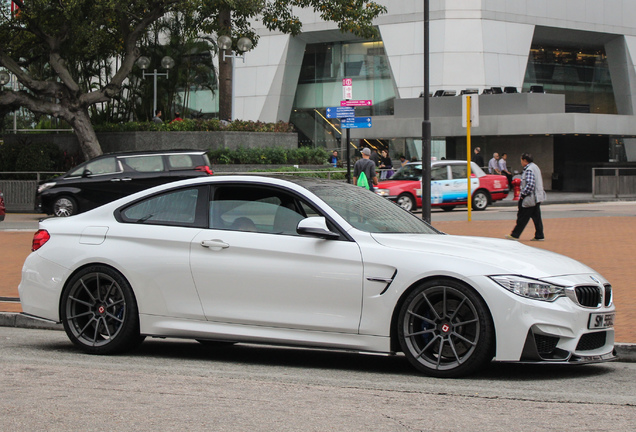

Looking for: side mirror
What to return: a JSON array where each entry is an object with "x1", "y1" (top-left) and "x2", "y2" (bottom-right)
[
  {"x1": 82, "y1": 169, "x2": 92, "y2": 178},
  {"x1": 297, "y1": 217, "x2": 340, "y2": 240}
]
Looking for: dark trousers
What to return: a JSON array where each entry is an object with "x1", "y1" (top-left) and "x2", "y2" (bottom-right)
[{"x1": 511, "y1": 199, "x2": 544, "y2": 239}]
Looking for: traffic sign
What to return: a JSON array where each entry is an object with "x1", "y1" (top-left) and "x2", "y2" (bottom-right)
[
  {"x1": 340, "y1": 100, "x2": 372, "y2": 107},
  {"x1": 326, "y1": 107, "x2": 355, "y2": 118},
  {"x1": 341, "y1": 117, "x2": 372, "y2": 129},
  {"x1": 342, "y1": 78, "x2": 353, "y2": 100}
]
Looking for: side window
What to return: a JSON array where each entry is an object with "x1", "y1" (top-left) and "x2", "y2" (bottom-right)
[
  {"x1": 168, "y1": 154, "x2": 195, "y2": 169},
  {"x1": 120, "y1": 187, "x2": 200, "y2": 225},
  {"x1": 450, "y1": 165, "x2": 467, "y2": 179},
  {"x1": 209, "y1": 186, "x2": 310, "y2": 235},
  {"x1": 121, "y1": 155, "x2": 165, "y2": 172},
  {"x1": 430, "y1": 166, "x2": 448, "y2": 181},
  {"x1": 85, "y1": 157, "x2": 120, "y2": 175}
]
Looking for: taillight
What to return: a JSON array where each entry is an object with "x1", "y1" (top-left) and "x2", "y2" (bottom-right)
[
  {"x1": 32, "y1": 229, "x2": 50, "y2": 251},
  {"x1": 195, "y1": 165, "x2": 213, "y2": 175}
]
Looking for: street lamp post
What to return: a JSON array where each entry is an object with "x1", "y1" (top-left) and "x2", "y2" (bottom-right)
[
  {"x1": 422, "y1": 0, "x2": 432, "y2": 223},
  {"x1": 136, "y1": 56, "x2": 175, "y2": 116},
  {"x1": 217, "y1": 35, "x2": 253, "y2": 121}
]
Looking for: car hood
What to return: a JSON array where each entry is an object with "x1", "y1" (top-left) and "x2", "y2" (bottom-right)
[{"x1": 370, "y1": 233, "x2": 594, "y2": 278}]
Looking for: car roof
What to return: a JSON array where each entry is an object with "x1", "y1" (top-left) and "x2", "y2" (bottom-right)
[{"x1": 100, "y1": 149, "x2": 208, "y2": 158}]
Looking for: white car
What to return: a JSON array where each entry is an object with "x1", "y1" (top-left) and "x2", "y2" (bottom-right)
[{"x1": 19, "y1": 176, "x2": 616, "y2": 377}]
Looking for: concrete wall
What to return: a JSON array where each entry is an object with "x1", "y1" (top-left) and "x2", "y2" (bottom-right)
[{"x1": 2, "y1": 131, "x2": 298, "y2": 156}]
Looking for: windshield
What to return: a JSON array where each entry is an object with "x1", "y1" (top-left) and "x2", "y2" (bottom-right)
[
  {"x1": 308, "y1": 183, "x2": 439, "y2": 234},
  {"x1": 390, "y1": 164, "x2": 422, "y2": 181}
]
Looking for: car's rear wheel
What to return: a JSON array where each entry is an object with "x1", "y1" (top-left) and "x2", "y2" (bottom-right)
[
  {"x1": 472, "y1": 190, "x2": 489, "y2": 211},
  {"x1": 397, "y1": 279, "x2": 494, "y2": 377},
  {"x1": 53, "y1": 196, "x2": 78, "y2": 217},
  {"x1": 61, "y1": 266, "x2": 144, "y2": 354},
  {"x1": 396, "y1": 193, "x2": 416, "y2": 211}
]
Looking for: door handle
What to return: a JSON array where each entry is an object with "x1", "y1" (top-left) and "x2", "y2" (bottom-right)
[{"x1": 200, "y1": 239, "x2": 230, "y2": 250}]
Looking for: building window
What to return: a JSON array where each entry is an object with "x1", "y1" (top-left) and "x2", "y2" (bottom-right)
[
  {"x1": 291, "y1": 41, "x2": 396, "y2": 149},
  {"x1": 524, "y1": 46, "x2": 616, "y2": 114}
]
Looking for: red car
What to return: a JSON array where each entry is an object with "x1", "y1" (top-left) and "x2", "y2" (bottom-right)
[
  {"x1": 376, "y1": 160, "x2": 509, "y2": 211},
  {"x1": 0, "y1": 187, "x2": 5, "y2": 221}
]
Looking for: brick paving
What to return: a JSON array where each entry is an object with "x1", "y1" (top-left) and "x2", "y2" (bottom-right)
[{"x1": 1, "y1": 216, "x2": 634, "y2": 343}]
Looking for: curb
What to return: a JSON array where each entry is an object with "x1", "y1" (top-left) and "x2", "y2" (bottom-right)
[{"x1": 1, "y1": 312, "x2": 634, "y2": 362}]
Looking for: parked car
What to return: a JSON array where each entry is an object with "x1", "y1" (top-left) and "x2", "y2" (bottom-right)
[
  {"x1": 19, "y1": 175, "x2": 615, "y2": 377},
  {"x1": 0, "y1": 188, "x2": 5, "y2": 221},
  {"x1": 36, "y1": 150, "x2": 213, "y2": 217},
  {"x1": 376, "y1": 160, "x2": 509, "y2": 211}
]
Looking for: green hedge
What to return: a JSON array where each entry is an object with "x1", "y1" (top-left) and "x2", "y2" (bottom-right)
[
  {"x1": 94, "y1": 119, "x2": 295, "y2": 133},
  {"x1": 207, "y1": 146, "x2": 329, "y2": 165}
]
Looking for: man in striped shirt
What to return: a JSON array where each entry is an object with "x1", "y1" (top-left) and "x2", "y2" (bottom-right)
[{"x1": 506, "y1": 153, "x2": 547, "y2": 241}]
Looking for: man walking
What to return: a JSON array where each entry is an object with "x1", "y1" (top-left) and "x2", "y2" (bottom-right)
[
  {"x1": 472, "y1": 147, "x2": 484, "y2": 168},
  {"x1": 488, "y1": 152, "x2": 501, "y2": 174},
  {"x1": 506, "y1": 153, "x2": 546, "y2": 241},
  {"x1": 353, "y1": 148, "x2": 378, "y2": 191}
]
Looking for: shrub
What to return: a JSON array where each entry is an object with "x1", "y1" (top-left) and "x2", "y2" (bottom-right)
[
  {"x1": 206, "y1": 147, "x2": 329, "y2": 165},
  {"x1": 94, "y1": 118, "x2": 295, "y2": 133}
]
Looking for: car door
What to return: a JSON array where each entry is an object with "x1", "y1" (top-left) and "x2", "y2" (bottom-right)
[
  {"x1": 63, "y1": 156, "x2": 127, "y2": 209},
  {"x1": 189, "y1": 184, "x2": 365, "y2": 333},
  {"x1": 430, "y1": 164, "x2": 450, "y2": 204},
  {"x1": 447, "y1": 164, "x2": 479, "y2": 204}
]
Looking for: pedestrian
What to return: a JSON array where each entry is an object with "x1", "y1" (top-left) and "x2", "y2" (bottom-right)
[
  {"x1": 353, "y1": 148, "x2": 378, "y2": 191},
  {"x1": 369, "y1": 148, "x2": 380, "y2": 167},
  {"x1": 488, "y1": 152, "x2": 501, "y2": 174},
  {"x1": 399, "y1": 155, "x2": 408, "y2": 167},
  {"x1": 472, "y1": 147, "x2": 484, "y2": 168},
  {"x1": 506, "y1": 153, "x2": 546, "y2": 241},
  {"x1": 379, "y1": 149, "x2": 394, "y2": 179},
  {"x1": 328, "y1": 150, "x2": 339, "y2": 167},
  {"x1": 171, "y1": 112, "x2": 183, "y2": 123},
  {"x1": 152, "y1": 109, "x2": 163, "y2": 123},
  {"x1": 498, "y1": 152, "x2": 512, "y2": 186}
]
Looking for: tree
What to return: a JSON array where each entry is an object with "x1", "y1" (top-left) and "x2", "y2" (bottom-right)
[{"x1": 0, "y1": 0, "x2": 386, "y2": 159}]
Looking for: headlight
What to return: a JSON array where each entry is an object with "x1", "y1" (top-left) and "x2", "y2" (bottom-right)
[
  {"x1": 490, "y1": 275, "x2": 565, "y2": 301},
  {"x1": 37, "y1": 182, "x2": 56, "y2": 194},
  {"x1": 375, "y1": 189, "x2": 390, "y2": 197}
]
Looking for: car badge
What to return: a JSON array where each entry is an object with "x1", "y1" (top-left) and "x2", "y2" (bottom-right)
[{"x1": 590, "y1": 275, "x2": 601, "y2": 284}]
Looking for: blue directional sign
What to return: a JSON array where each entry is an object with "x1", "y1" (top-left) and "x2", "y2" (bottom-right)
[
  {"x1": 341, "y1": 117, "x2": 372, "y2": 129},
  {"x1": 326, "y1": 106, "x2": 355, "y2": 118}
]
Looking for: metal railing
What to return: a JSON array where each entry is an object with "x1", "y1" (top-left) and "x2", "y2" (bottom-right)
[
  {"x1": 0, "y1": 172, "x2": 64, "y2": 212},
  {"x1": 592, "y1": 167, "x2": 636, "y2": 198}
]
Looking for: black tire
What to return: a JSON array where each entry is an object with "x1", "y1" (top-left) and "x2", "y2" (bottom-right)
[
  {"x1": 53, "y1": 196, "x2": 78, "y2": 217},
  {"x1": 441, "y1": 206, "x2": 455, "y2": 212},
  {"x1": 396, "y1": 193, "x2": 416, "y2": 211},
  {"x1": 472, "y1": 190, "x2": 489, "y2": 211},
  {"x1": 397, "y1": 279, "x2": 494, "y2": 377},
  {"x1": 60, "y1": 265, "x2": 144, "y2": 354}
]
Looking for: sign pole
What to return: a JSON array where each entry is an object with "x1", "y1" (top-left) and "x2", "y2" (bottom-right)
[
  {"x1": 346, "y1": 127, "x2": 351, "y2": 183},
  {"x1": 466, "y1": 96, "x2": 472, "y2": 222}
]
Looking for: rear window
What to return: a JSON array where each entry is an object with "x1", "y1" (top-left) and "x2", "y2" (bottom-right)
[
  {"x1": 168, "y1": 154, "x2": 196, "y2": 169},
  {"x1": 121, "y1": 155, "x2": 165, "y2": 172}
]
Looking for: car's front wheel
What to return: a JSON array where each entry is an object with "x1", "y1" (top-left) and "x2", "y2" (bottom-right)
[
  {"x1": 61, "y1": 266, "x2": 144, "y2": 354},
  {"x1": 397, "y1": 279, "x2": 494, "y2": 377},
  {"x1": 53, "y1": 196, "x2": 77, "y2": 217},
  {"x1": 472, "y1": 190, "x2": 489, "y2": 211},
  {"x1": 396, "y1": 193, "x2": 416, "y2": 211}
]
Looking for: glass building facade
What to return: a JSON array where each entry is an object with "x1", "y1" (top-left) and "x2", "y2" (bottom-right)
[
  {"x1": 290, "y1": 40, "x2": 396, "y2": 150},
  {"x1": 523, "y1": 46, "x2": 616, "y2": 114}
]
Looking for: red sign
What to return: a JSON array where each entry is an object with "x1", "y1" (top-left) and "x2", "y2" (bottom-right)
[
  {"x1": 340, "y1": 100, "x2": 372, "y2": 107},
  {"x1": 342, "y1": 78, "x2": 353, "y2": 86}
]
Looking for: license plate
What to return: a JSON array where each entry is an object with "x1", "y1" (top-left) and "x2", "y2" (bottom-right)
[{"x1": 588, "y1": 312, "x2": 615, "y2": 329}]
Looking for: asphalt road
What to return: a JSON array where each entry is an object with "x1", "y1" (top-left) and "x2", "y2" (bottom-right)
[{"x1": 1, "y1": 326, "x2": 635, "y2": 431}]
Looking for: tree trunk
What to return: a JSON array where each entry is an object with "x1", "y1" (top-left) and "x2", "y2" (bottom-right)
[
  {"x1": 67, "y1": 109, "x2": 103, "y2": 160},
  {"x1": 218, "y1": 8, "x2": 233, "y2": 121}
]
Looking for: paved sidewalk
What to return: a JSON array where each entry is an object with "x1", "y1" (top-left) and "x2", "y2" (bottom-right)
[{"x1": 1, "y1": 209, "x2": 635, "y2": 361}]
